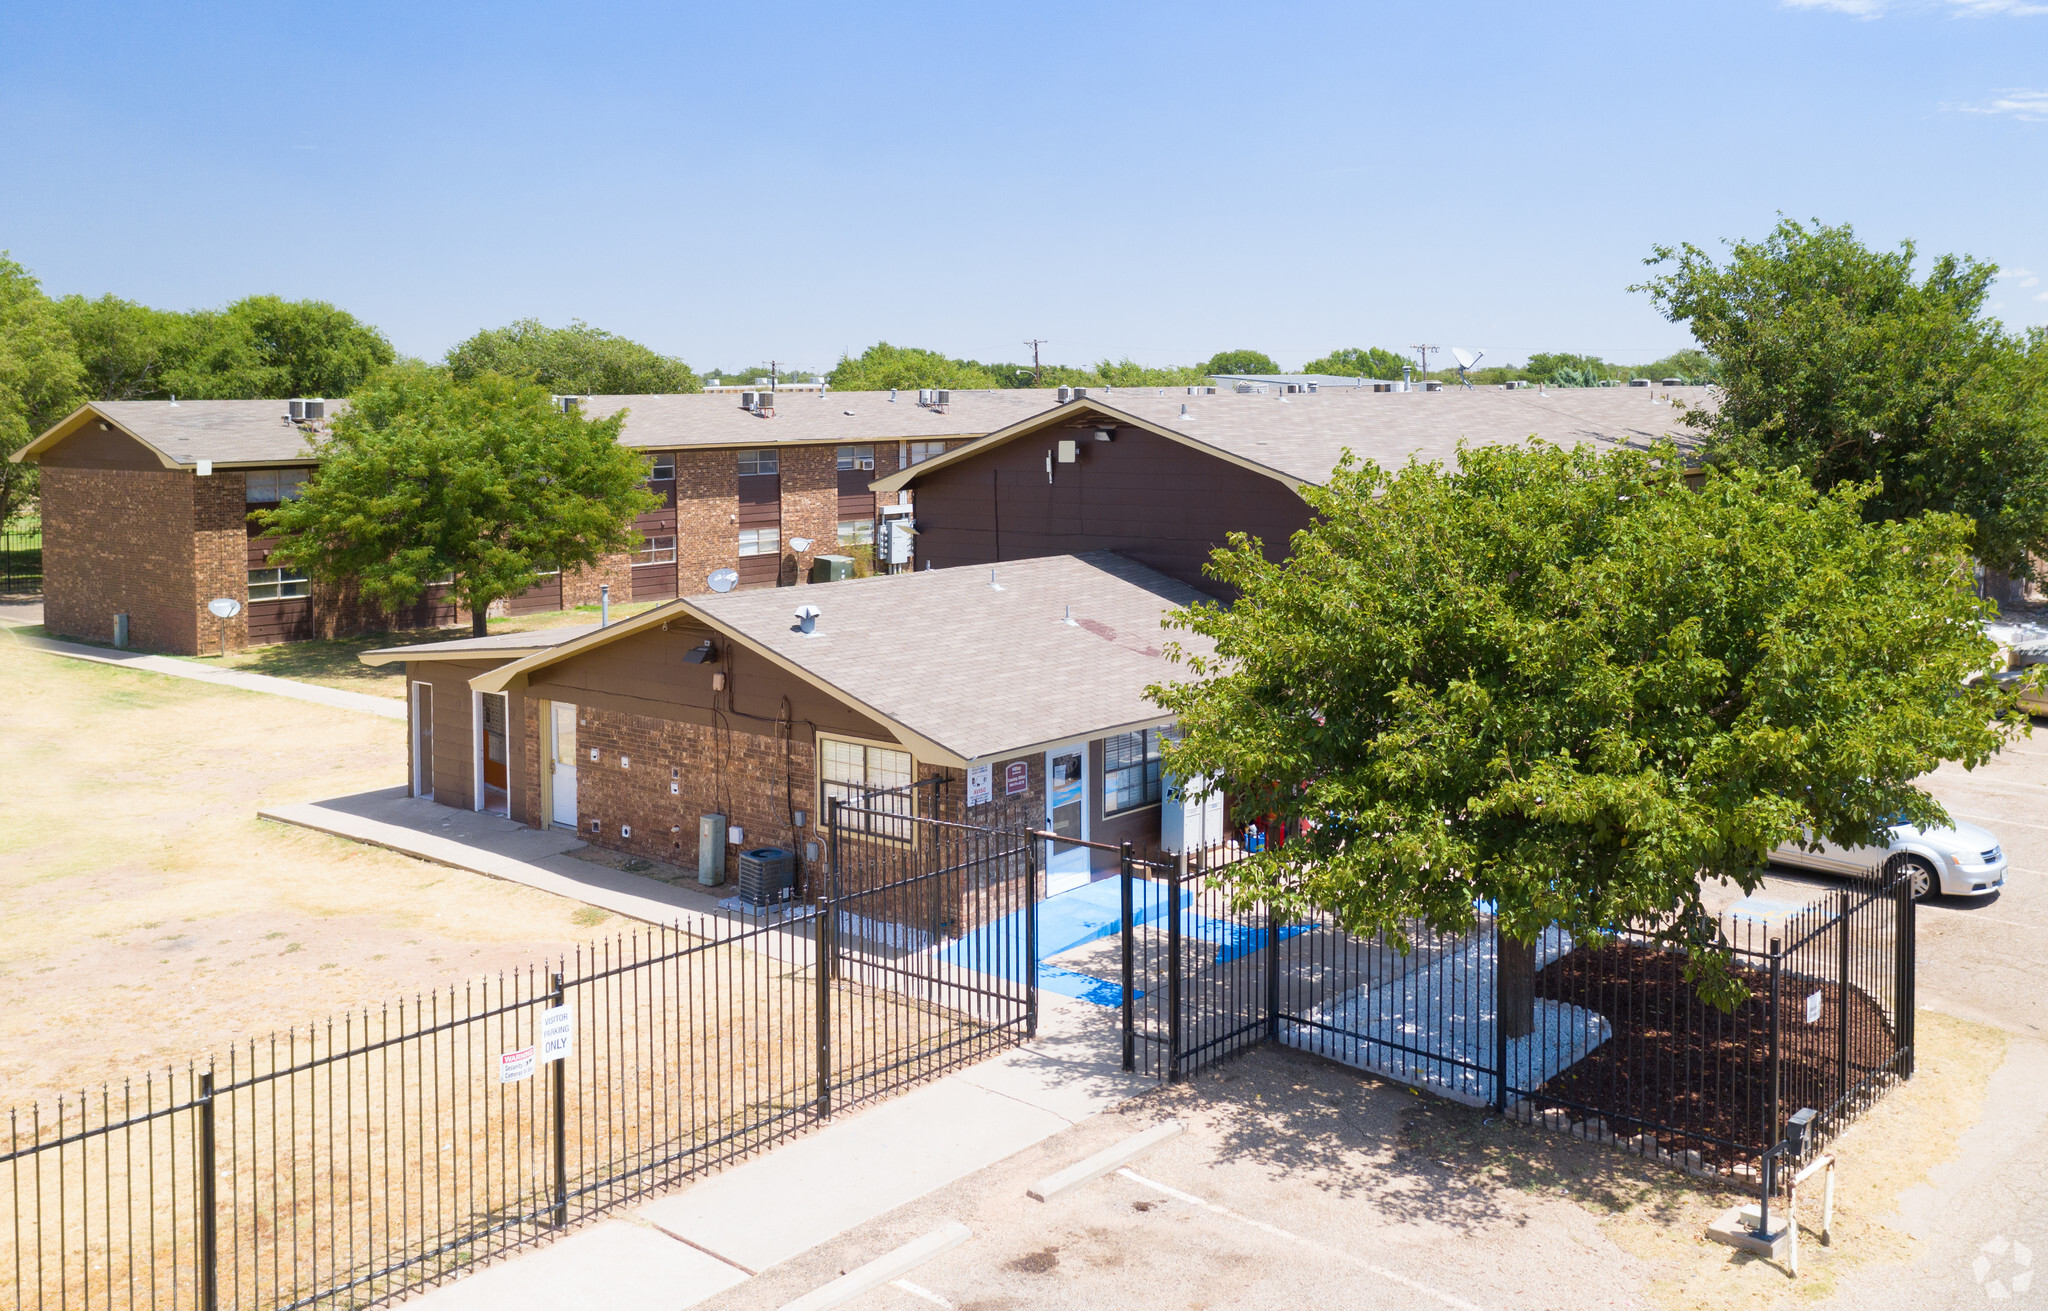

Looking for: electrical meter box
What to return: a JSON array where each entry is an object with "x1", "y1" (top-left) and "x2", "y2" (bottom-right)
[{"x1": 1160, "y1": 775, "x2": 1224, "y2": 853}]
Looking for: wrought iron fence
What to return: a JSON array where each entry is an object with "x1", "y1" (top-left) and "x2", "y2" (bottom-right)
[
  {"x1": 1, "y1": 516, "x2": 39, "y2": 595},
  {"x1": 4, "y1": 838, "x2": 1037, "y2": 1310}
]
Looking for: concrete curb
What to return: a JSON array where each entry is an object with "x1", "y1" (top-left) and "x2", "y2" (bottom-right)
[
  {"x1": 1026, "y1": 1119, "x2": 1183, "y2": 1202},
  {"x1": 777, "y1": 1222, "x2": 970, "y2": 1311}
]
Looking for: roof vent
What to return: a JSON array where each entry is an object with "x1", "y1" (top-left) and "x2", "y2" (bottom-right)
[
  {"x1": 794, "y1": 604, "x2": 821, "y2": 635},
  {"x1": 889, "y1": 389, "x2": 898, "y2": 402}
]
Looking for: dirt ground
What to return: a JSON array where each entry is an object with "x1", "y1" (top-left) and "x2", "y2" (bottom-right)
[
  {"x1": 708, "y1": 1005, "x2": 2005, "y2": 1311},
  {"x1": 0, "y1": 645, "x2": 614, "y2": 1109}
]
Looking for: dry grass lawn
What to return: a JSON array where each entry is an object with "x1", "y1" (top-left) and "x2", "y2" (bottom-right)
[{"x1": 0, "y1": 644, "x2": 621, "y2": 1111}]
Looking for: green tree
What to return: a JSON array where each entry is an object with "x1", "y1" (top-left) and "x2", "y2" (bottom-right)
[
  {"x1": 1090, "y1": 358, "x2": 1212, "y2": 388},
  {"x1": 1302, "y1": 347, "x2": 1410, "y2": 379},
  {"x1": 54, "y1": 294, "x2": 195, "y2": 400},
  {"x1": 163, "y1": 295, "x2": 394, "y2": 399},
  {"x1": 1640, "y1": 219, "x2": 2048, "y2": 575},
  {"x1": 1201, "y1": 349, "x2": 1281, "y2": 376},
  {"x1": 826, "y1": 342, "x2": 1008, "y2": 391},
  {"x1": 258, "y1": 367, "x2": 658, "y2": 636},
  {"x1": 0, "y1": 255, "x2": 86, "y2": 527},
  {"x1": 1151, "y1": 439, "x2": 2017, "y2": 1010},
  {"x1": 448, "y1": 319, "x2": 699, "y2": 394},
  {"x1": 1523, "y1": 352, "x2": 1618, "y2": 387},
  {"x1": 1635, "y1": 348, "x2": 1721, "y2": 385}
]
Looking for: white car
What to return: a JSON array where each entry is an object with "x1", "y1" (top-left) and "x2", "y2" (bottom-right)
[{"x1": 1772, "y1": 820, "x2": 2007, "y2": 899}]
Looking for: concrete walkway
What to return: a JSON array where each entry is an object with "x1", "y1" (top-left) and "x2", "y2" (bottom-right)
[
  {"x1": 410, "y1": 993, "x2": 1141, "y2": 1310},
  {"x1": 6, "y1": 628, "x2": 405, "y2": 719}
]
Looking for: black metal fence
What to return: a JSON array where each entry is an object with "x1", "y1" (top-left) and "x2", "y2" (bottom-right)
[
  {"x1": 1115, "y1": 845, "x2": 1915, "y2": 1178},
  {"x1": 4, "y1": 838, "x2": 1037, "y2": 1310},
  {"x1": 1, "y1": 516, "x2": 39, "y2": 595}
]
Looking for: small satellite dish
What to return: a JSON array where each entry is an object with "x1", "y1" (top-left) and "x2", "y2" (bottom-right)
[
  {"x1": 1450, "y1": 347, "x2": 1485, "y2": 390},
  {"x1": 208, "y1": 597, "x2": 242, "y2": 619},
  {"x1": 789, "y1": 537, "x2": 813, "y2": 552},
  {"x1": 707, "y1": 568, "x2": 739, "y2": 594}
]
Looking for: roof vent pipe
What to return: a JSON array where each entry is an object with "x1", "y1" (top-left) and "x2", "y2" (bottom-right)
[
  {"x1": 889, "y1": 389, "x2": 898, "y2": 402},
  {"x1": 794, "y1": 604, "x2": 820, "y2": 635},
  {"x1": 1063, "y1": 604, "x2": 1077, "y2": 627},
  {"x1": 989, "y1": 568, "x2": 1003, "y2": 591}
]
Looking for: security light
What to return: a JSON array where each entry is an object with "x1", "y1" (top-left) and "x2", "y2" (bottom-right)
[{"x1": 684, "y1": 640, "x2": 717, "y2": 664}]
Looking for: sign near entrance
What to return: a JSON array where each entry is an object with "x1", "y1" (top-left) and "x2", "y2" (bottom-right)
[
  {"x1": 967, "y1": 764, "x2": 992, "y2": 807},
  {"x1": 1004, "y1": 760, "x2": 1029, "y2": 797},
  {"x1": 541, "y1": 1005, "x2": 575, "y2": 1062},
  {"x1": 1805, "y1": 990, "x2": 1824, "y2": 1024},
  {"x1": 498, "y1": 1046, "x2": 537, "y2": 1084}
]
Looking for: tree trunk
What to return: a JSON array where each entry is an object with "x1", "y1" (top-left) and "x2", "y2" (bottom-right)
[
  {"x1": 1498, "y1": 932, "x2": 1537, "y2": 1041},
  {"x1": 471, "y1": 603, "x2": 489, "y2": 638}
]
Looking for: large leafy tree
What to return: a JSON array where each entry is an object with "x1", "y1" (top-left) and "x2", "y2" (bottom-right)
[
  {"x1": 1639, "y1": 218, "x2": 2048, "y2": 576},
  {"x1": 54, "y1": 294, "x2": 193, "y2": 400},
  {"x1": 1302, "y1": 347, "x2": 1411, "y2": 379},
  {"x1": 448, "y1": 319, "x2": 699, "y2": 394},
  {"x1": 827, "y1": 342, "x2": 1011, "y2": 391},
  {"x1": 1152, "y1": 439, "x2": 2017, "y2": 1008},
  {"x1": 1201, "y1": 348, "x2": 1281, "y2": 376},
  {"x1": 0, "y1": 255, "x2": 86, "y2": 527},
  {"x1": 169, "y1": 296, "x2": 394, "y2": 399},
  {"x1": 259, "y1": 367, "x2": 659, "y2": 636}
]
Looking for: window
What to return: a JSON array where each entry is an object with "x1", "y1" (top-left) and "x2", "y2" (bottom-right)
[
  {"x1": 907, "y1": 441, "x2": 945, "y2": 466},
  {"x1": 737, "y1": 526, "x2": 779, "y2": 557},
  {"x1": 738, "y1": 449, "x2": 778, "y2": 477},
  {"x1": 836, "y1": 445, "x2": 875, "y2": 472},
  {"x1": 1102, "y1": 728, "x2": 1165, "y2": 815},
  {"x1": 648, "y1": 455, "x2": 675, "y2": 481},
  {"x1": 837, "y1": 519, "x2": 873, "y2": 547},
  {"x1": 244, "y1": 469, "x2": 308, "y2": 503},
  {"x1": 247, "y1": 565, "x2": 310, "y2": 601},
  {"x1": 820, "y1": 737, "x2": 914, "y2": 838},
  {"x1": 635, "y1": 535, "x2": 677, "y2": 566}
]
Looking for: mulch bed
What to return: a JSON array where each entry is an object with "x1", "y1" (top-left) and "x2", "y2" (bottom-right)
[{"x1": 1529, "y1": 939, "x2": 1902, "y2": 1165}]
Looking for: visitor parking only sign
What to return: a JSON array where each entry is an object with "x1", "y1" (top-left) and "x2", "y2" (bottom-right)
[{"x1": 541, "y1": 1005, "x2": 574, "y2": 1062}]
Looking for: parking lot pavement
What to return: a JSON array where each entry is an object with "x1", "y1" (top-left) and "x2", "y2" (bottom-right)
[{"x1": 701, "y1": 1045, "x2": 1663, "y2": 1311}]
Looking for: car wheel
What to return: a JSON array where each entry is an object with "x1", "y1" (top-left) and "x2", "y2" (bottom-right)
[{"x1": 1886, "y1": 854, "x2": 1939, "y2": 901}]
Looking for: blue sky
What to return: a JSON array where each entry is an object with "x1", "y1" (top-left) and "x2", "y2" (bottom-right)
[{"x1": 1, "y1": 0, "x2": 2043, "y2": 373}]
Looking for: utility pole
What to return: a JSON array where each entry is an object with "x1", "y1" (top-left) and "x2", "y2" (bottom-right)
[
  {"x1": 1024, "y1": 339, "x2": 1048, "y2": 385},
  {"x1": 769, "y1": 360, "x2": 778, "y2": 393},
  {"x1": 1410, "y1": 343, "x2": 1441, "y2": 383}
]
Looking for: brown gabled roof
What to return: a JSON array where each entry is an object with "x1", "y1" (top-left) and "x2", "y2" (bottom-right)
[
  {"x1": 14, "y1": 400, "x2": 335, "y2": 468},
  {"x1": 359, "y1": 623, "x2": 602, "y2": 667}
]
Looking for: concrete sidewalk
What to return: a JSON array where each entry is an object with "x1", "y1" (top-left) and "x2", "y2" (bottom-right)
[
  {"x1": 410, "y1": 994, "x2": 1142, "y2": 1310},
  {"x1": 260, "y1": 787, "x2": 746, "y2": 925},
  {"x1": 6, "y1": 628, "x2": 405, "y2": 719}
]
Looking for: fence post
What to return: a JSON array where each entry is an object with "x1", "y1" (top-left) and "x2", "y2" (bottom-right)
[
  {"x1": 1901, "y1": 872, "x2": 1917, "y2": 1079},
  {"x1": 1120, "y1": 842, "x2": 1135, "y2": 1071},
  {"x1": 815, "y1": 897, "x2": 834, "y2": 1121},
  {"x1": 1025, "y1": 836, "x2": 1040, "y2": 1039},
  {"x1": 1767, "y1": 937, "x2": 1783, "y2": 1152},
  {"x1": 196, "y1": 1069, "x2": 219, "y2": 1311},
  {"x1": 1836, "y1": 890, "x2": 1851, "y2": 1119},
  {"x1": 1492, "y1": 917, "x2": 1509, "y2": 1113},
  {"x1": 550, "y1": 970, "x2": 568, "y2": 1230},
  {"x1": 1166, "y1": 850, "x2": 1185, "y2": 1082},
  {"x1": 1266, "y1": 885, "x2": 1281, "y2": 1044}
]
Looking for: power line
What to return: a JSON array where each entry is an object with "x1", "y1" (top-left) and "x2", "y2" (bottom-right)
[{"x1": 1023, "y1": 339, "x2": 1048, "y2": 386}]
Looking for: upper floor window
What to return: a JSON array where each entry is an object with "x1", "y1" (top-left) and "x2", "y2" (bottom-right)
[
  {"x1": 247, "y1": 565, "x2": 310, "y2": 601},
  {"x1": 837, "y1": 445, "x2": 875, "y2": 472},
  {"x1": 1102, "y1": 728, "x2": 1165, "y2": 815},
  {"x1": 737, "y1": 527, "x2": 779, "y2": 557},
  {"x1": 648, "y1": 455, "x2": 675, "y2": 481},
  {"x1": 837, "y1": 519, "x2": 873, "y2": 547},
  {"x1": 635, "y1": 535, "x2": 677, "y2": 565},
  {"x1": 245, "y1": 469, "x2": 308, "y2": 503},
  {"x1": 907, "y1": 441, "x2": 945, "y2": 466},
  {"x1": 738, "y1": 449, "x2": 778, "y2": 477}
]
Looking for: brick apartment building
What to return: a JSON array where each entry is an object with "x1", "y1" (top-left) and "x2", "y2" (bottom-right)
[{"x1": 12, "y1": 388, "x2": 1065, "y2": 654}]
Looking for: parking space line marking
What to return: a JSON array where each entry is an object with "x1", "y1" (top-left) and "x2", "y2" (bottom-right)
[
  {"x1": 1117, "y1": 1168, "x2": 1488, "y2": 1311},
  {"x1": 890, "y1": 1278, "x2": 955, "y2": 1307}
]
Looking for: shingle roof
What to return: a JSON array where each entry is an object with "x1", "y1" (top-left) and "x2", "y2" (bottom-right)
[
  {"x1": 877, "y1": 384, "x2": 1713, "y2": 492},
  {"x1": 39, "y1": 400, "x2": 338, "y2": 467},
  {"x1": 359, "y1": 623, "x2": 601, "y2": 666}
]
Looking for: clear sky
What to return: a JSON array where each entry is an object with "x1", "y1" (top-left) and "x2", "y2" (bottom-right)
[{"x1": 2, "y1": 0, "x2": 2042, "y2": 374}]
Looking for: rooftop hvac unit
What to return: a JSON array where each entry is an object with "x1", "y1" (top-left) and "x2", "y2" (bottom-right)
[
  {"x1": 1307, "y1": 382, "x2": 1319, "y2": 393},
  {"x1": 303, "y1": 398, "x2": 326, "y2": 420},
  {"x1": 918, "y1": 389, "x2": 932, "y2": 405},
  {"x1": 288, "y1": 400, "x2": 306, "y2": 421},
  {"x1": 1071, "y1": 387, "x2": 1089, "y2": 400},
  {"x1": 934, "y1": 389, "x2": 950, "y2": 406},
  {"x1": 741, "y1": 391, "x2": 759, "y2": 408},
  {"x1": 1628, "y1": 378, "x2": 1650, "y2": 387},
  {"x1": 1057, "y1": 385, "x2": 1073, "y2": 403},
  {"x1": 1660, "y1": 377, "x2": 1685, "y2": 387},
  {"x1": 736, "y1": 846, "x2": 795, "y2": 908}
]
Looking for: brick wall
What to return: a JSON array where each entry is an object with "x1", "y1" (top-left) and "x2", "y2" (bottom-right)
[
  {"x1": 41, "y1": 467, "x2": 198, "y2": 653},
  {"x1": 674, "y1": 448, "x2": 740, "y2": 597},
  {"x1": 778, "y1": 445, "x2": 837, "y2": 586}
]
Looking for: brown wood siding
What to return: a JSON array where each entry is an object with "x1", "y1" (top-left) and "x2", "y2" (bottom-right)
[
  {"x1": 403, "y1": 659, "x2": 530, "y2": 816},
  {"x1": 508, "y1": 575, "x2": 564, "y2": 615},
  {"x1": 905, "y1": 425, "x2": 1311, "y2": 597},
  {"x1": 37, "y1": 425, "x2": 168, "y2": 471},
  {"x1": 630, "y1": 559, "x2": 678, "y2": 601},
  {"x1": 736, "y1": 472, "x2": 780, "y2": 526}
]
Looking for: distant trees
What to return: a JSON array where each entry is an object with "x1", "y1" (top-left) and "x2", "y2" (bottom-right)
[
  {"x1": 1301, "y1": 347, "x2": 1410, "y2": 380},
  {"x1": 1640, "y1": 218, "x2": 2048, "y2": 576},
  {"x1": 826, "y1": 342, "x2": 1012, "y2": 391},
  {"x1": 446, "y1": 319, "x2": 699, "y2": 395},
  {"x1": 258, "y1": 367, "x2": 658, "y2": 637},
  {"x1": 0, "y1": 255, "x2": 86, "y2": 527},
  {"x1": 1201, "y1": 349, "x2": 1281, "y2": 376},
  {"x1": 53, "y1": 293, "x2": 393, "y2": 400}
]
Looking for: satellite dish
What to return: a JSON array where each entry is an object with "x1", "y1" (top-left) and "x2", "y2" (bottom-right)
[
  {"x1": 208, "y1": 597, "x2": 242, "y2": 619},
  {"x1": 707, "y1": 568, "x2": 739, "y2": 594},
  {"x1": 789, "y1": 537, "x2": 813, "y2": 552},
  {"x1": 1449, "y1": 347, "x2": 1484, "y2": 389}
]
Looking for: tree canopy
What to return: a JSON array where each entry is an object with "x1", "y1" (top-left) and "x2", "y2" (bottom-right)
[
  {"x1": 1151, "y1": 439, "x2": 2018, "y2": 1004},
  {"x1": 1201, "y1": 348, "x2": 1281, "y2": 376},
  {"x1": 258, "y1": 367, "x2": 658, "y2": 636},
  {"x1": 1301, "y1": 347, "x2": 1411, "y2": 379},
  {"x1": 1639, "y1": 218, "x2": 2048, "y2": 575},
  {"x1": 446, "y1": 319, "x2": 699, "y2": 395},
  {"x1": 826, "y1": 342, "x2": 1015, "y2": 391},
  {"x1": 52, "y1": 292, "x2": 394, "y2": 401},
  {"x1": 0, "y1": 255, "x2": 86, "y2": 526}
]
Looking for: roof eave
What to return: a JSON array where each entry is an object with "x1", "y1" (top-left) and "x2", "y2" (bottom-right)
[{"x1": 11, "y1": 403, "x2": 183, "y2": 468}]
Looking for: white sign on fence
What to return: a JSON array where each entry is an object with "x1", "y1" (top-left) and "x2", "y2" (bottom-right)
[
  {"x1": 1806, "y1": 990, "x2": 1824, "y2": 1024},
  {"x1": 966, "y1": 763, "x2": 992, "y2": 808},
  {"x1": 498, "y1": 1046, "x2": 537, "y2": 1083},
  {"x1": 541, "y1": 1005, "x2": 575, "y2": 1063}
]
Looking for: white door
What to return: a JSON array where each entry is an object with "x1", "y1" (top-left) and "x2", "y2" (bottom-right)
[
  {"x1": 1045, "y1": 747, "x2": 1090, "y2": 894},
  {"x1": 411, "y1": 682, "x2": 434, "y2": 799},
  {"x1": 550, "y1": 702, "x2": 578, "y2": 829}
]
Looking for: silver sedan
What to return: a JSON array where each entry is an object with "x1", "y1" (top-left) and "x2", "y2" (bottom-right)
[{"x1": 1772, "y1": 819, "x2": 2007, "y2": 899}]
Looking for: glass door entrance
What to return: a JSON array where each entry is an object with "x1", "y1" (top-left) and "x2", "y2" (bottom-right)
[{"x1": 1045, "y1": 748, "x2": 1090, "y2": 893}]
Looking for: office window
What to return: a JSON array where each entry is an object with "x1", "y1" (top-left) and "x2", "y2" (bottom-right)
[
  {"x1": 1102, "y1": 728, "x2": 1165, "y2": 815},
  {"x1": 244, "y1": 469, "x2": 308, "y2": 503},
  {"x1": 819, "y1": 737, "x2": 913, "y2": 838},
  {"x1": 635, "y1": 535, "x2": 677, "y2": 566},
  {"x1": 648, "y1": 455, "x2": 675, "y2": 481},
  {"x1": 737, "y1": 527, "x2": 779, "y2": 557},
  {"x1": 738, "y1": 449, "x2": 778, "y2": 477},
  {"x1": 907, "y1": 441, "x2": 945, "y2": 466},
  {"x1": 247, "y1": 565, "x2": 310, "y2": 601},
  {"x1": 837, "y1": 518, "x2": 873, "y2": 547},
  {"x1": 836, "y1": 445, "x2": 875, "y2": 472}
]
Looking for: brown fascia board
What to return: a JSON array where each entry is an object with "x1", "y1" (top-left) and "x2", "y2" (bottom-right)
[
  {"x1": 11, "y1": 404, "x2": 182, "y2": 467},
  {"x1": 867, "y1": 396, "x2": 1308, "y2": 496},
  {"x1": 467, "y1": 597, "x2": 973, "y2": 768},
  {"x1": 357, "y1": 645, "x2": 558, "y2": 668}
]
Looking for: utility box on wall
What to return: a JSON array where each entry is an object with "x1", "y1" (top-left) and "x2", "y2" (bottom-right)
[
  {"x1": 698, "y1": 813, "x2": 727, "y2": 886},
  {"x1": 1160, "y1": 775, "x2": 1224, "y2": 853},
  {"x1": 809, "y1": 555, "x2": 856, "y2": 584}
]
